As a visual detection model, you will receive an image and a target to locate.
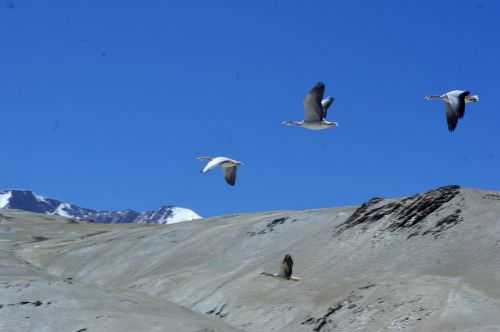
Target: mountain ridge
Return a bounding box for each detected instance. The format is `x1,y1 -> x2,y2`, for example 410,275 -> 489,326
0,189 -> 202,224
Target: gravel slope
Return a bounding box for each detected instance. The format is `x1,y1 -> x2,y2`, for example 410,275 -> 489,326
2,186 -> 500,332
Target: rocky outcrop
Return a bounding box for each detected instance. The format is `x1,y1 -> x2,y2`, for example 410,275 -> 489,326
247,216 -> 296,236
336,185 -> 461,237
301,303 -> 343,331
420,209 -> 463,239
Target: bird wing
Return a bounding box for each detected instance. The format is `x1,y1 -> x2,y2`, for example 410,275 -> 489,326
260,272 -> 300,281
279,255 -> 293,279
444,102 -> 459,132
303,83 -> 325,122
223,166 -> 237,186
456,91 -> 469,118
321,97 -> 334,119
446,90 -> 467,119
201,158 -> 226,173
197,156 -> 213,161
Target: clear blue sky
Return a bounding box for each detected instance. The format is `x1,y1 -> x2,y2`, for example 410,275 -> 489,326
1,1 -> 499,217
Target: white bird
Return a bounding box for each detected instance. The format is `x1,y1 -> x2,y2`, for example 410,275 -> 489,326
282,82 -> 338,130
425,90 -> 479,132
197,156 -> 243,186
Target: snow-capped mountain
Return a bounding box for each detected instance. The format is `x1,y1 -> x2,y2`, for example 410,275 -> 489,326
0,189 -> 202,224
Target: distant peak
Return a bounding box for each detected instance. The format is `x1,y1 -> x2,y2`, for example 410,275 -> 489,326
1,189 -> 35,194
0,188 -> 202,225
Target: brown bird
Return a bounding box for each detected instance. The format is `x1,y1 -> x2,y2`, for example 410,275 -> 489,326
261,254 -> 301,281
280,254 -> 293,279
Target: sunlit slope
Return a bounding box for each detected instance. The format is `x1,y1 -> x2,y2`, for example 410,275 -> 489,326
2,186 -> 500,331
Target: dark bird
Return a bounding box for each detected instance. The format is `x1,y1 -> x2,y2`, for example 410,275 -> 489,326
280,254 -> 293,279
261,254 -> 301,281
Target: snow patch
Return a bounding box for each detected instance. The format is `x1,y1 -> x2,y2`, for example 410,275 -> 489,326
53,203 -> 73,218
0,191 -> 12,209
34,193 -> 47,203
168,207 -> 202,224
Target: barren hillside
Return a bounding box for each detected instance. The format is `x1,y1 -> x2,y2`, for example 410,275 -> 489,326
2,186 -> 500,332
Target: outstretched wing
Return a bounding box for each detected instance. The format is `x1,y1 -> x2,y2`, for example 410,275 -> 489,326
456,91 -> 469,119
201,157 -> 224,173
223,166 -> 237,186
444,102 -> 458,132
321,97 -> 334,119
279,254 -> 293,279
303,82 -> 325,122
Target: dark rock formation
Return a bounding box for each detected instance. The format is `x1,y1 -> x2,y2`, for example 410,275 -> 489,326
422,209 -> 463,238
336,185 -> 461,237
483,193 -> 500,201
248,216 -> 295,236
206,303 -> 228,318
301,291 -> 364,332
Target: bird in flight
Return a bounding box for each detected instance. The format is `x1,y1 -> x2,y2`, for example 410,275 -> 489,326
261,254 -> 301,281
282,81 -> 338,130
425,90 -> 479,132
197,156 -> 243,186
